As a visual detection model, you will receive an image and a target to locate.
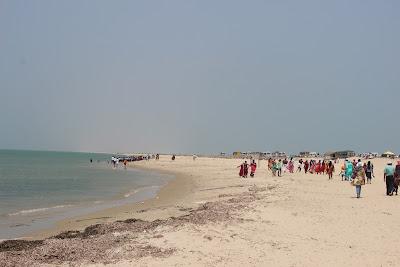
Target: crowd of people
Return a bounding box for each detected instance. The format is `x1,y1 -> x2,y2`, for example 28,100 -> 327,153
236,157 -> 400,199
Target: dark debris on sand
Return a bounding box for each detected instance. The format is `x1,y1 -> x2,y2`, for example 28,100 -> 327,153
0,185 -> 273,266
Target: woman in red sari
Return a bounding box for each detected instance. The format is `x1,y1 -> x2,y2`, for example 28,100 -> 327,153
250,160 -> 257,177
238,161 -> 249,178
315,161 -> 321,174
238,164 -> 244,177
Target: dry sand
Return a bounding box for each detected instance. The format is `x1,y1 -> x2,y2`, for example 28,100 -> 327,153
1,156 -> 400,266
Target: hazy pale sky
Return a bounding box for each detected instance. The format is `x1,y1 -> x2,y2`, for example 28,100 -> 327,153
1,0 -> 399,154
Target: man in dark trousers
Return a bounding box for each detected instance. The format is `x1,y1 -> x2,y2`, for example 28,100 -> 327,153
384,162 -> 395,196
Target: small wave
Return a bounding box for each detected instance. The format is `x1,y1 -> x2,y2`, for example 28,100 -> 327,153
124,189 -> 141,198
8,205 -> 73,216
124,185 -> 161,198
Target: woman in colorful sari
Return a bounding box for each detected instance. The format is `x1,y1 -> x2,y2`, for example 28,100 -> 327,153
250,160 -> 257,177
345,160 -> 353,181
309,160 -> 315,174
287,160 -> 294,173
321,161 -> 326,174
238,163 -> 244,177
238,161 -> 249,178
351,164 -> 366,198
315,161 -> 320,174
243,161 -> 249,178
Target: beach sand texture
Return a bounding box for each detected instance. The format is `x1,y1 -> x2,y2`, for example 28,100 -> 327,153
1,156 -> 399,266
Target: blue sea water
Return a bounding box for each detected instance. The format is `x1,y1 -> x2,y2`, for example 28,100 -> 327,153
0,150 -> 172,239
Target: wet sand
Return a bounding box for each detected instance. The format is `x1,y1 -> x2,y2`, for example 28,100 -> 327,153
1,156 -> 400,266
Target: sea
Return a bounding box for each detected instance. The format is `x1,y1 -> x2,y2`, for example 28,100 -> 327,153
0,150 -> 173,240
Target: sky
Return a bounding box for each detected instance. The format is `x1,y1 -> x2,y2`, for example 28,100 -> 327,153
0,0 -> 399,155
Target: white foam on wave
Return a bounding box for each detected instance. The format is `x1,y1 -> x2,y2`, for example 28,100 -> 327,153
124,185 -> 161,198
124,189 -> 141,198
8,205 -> 74,216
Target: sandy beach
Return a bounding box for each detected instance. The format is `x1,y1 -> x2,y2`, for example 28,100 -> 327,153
1,155 -> 400,266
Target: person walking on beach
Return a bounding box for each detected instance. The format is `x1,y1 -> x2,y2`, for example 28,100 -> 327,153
267,158 -> 273,171
351,163 -> 366,198
345,159 -> 353,181
243,161 -> 249,177
304,160 -> 309,173
277,159 -> 283,177
394,161 -> 400,195
327,161 -> 335,179
238,163 -> 244,177
271,160 -> 278,176
340,161 -> 346,180
321,161 -> 326,174
297,159 -> 303,172
123,159 -> 127,169
250,160 -> 257,177
365,161 -> 374,184
384,162 -> 395,196
238,161 -> 249,178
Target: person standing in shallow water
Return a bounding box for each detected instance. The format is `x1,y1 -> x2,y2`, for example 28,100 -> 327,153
384,162 -> 395,196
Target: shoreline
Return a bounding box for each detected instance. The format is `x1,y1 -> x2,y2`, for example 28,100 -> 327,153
27,159 -> 195,240
3,156 -> 400,266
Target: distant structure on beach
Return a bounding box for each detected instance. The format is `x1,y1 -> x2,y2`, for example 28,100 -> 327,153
382,151 -> 396,158
359,152 -> 379,159
232,151 -> 286,159
325,150 -> 356,159
299,151 -> 319,158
